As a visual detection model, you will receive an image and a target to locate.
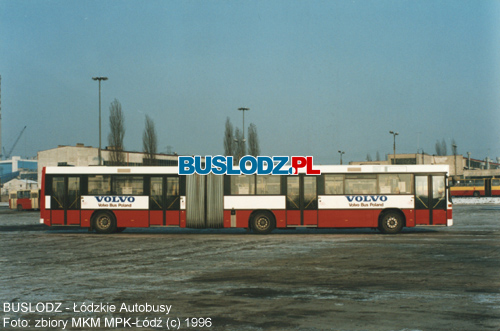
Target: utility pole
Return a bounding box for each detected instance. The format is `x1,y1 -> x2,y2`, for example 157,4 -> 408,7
238,107 -> 250,140
338,150 -> 345,165
92,77 -> 108,165
452,143 -> 457,177
389,131 -> 399,165
234,107 -> 250,159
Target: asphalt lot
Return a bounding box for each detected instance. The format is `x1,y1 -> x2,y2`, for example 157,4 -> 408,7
0,202 -> 499,330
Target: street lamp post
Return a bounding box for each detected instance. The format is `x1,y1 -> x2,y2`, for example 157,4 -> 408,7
338,150 -> 345,165
238,107 -> 250,140
389,131 -> 399,165
92,76 -> 108,165
234,107 -> 249,158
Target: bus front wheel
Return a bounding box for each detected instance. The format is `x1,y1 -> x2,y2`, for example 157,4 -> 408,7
379,211 -> 404,234
251,211 -> 275,234
93,211 -> 117,234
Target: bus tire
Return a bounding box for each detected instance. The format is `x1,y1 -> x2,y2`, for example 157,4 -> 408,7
473,191 -> 480,197
17,205 -> 23,211
379,211 -> 404,234
93,211 -> 117,234
251,211 -> 275,235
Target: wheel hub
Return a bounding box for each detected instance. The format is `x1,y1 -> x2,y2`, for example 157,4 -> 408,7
387,217 -> 398,229
256,217 -> 269,230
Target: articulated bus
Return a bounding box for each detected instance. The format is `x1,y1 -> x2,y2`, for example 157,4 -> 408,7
40,165 -> 452,234
9,189 -> 40,211
450,178 -> 500,197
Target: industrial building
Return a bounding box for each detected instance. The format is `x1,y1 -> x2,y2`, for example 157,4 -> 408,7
37,144 -> 180,185
350,153 -> 500,179
0,156 -> 37,183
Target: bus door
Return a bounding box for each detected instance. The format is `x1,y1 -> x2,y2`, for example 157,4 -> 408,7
149,176 -> 180,226
485,179 -> 492,197
415,175 -> 447,225
50,176 -> 81,225
286,175 -> 318,226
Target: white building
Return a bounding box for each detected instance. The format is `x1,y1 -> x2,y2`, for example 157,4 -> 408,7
37,144 -> 180,185
1,178 -> 38,196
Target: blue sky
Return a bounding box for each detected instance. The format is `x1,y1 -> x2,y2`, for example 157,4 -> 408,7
1,0 -> 499,164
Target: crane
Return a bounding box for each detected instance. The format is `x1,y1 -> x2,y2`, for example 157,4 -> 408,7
3,126 -> 27,159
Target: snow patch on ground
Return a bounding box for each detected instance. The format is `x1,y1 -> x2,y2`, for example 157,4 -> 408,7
452,197 -> 500,205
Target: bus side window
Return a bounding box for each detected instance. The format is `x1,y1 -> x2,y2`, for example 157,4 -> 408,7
345,175 -> 377,195
113,176 -> 144,195
256,175 -> 280,195
324,175 -> 343,194
378,174 -> 412,194
88,175 -> 111,195
231,175 -> 255,195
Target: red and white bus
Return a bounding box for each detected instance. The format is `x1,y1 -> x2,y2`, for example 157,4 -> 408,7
40,165 -> 452,234
9,189 -> 40,211
450,178 -> 500,197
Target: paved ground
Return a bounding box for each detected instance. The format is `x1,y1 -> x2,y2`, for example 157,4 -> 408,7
0,203 -> 499,330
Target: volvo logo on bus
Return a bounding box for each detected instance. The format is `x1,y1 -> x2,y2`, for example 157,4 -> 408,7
95,196 -> 136,203
346,196 -> 388,202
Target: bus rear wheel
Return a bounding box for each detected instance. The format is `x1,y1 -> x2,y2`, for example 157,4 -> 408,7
93,211 -> 117,234
251,211 -> 275,234
17,205 -> 23,211
379,211 -> 404,234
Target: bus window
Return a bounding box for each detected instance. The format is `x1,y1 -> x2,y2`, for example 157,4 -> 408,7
303,176 -> 317,209
415,176 -> 429,209
68,177 -> 81,210
113,176 -> 144,195
432,176 -> 446,209
231,175 -> 255,195
378,174 -> 412,194
286,176 -> 300,210
166,177 -> 180,209
345,175 -> 377,195
150,177 -> 163,210
88,175 -> 111,195
51,177 -> 65,209
256,175 -> 280,195
324,175 -> 343,194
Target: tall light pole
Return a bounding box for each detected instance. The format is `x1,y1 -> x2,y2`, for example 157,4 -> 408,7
92,76 -> 108,165
389,131 -> 399,165
234,107 -> 249,158
238,107 -> 250,140
338,150 -> 345,165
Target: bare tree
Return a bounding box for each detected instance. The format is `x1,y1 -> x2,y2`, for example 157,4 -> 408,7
366,153 -> 372,162
376,151 -> 381,161
223,117 -> 235,157
435,139 -> 448,156
142,115 -> 157,166
108,99 -> 125,166
247,123 -> 260,157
